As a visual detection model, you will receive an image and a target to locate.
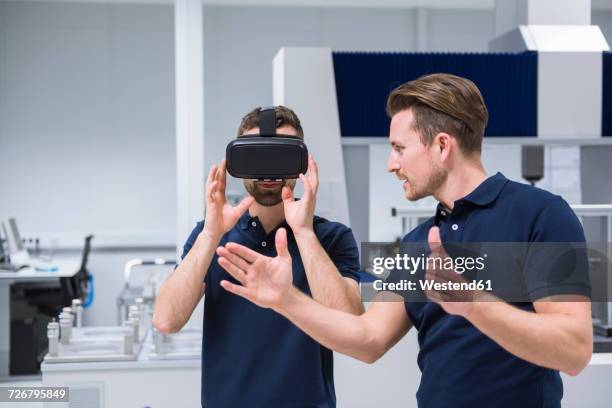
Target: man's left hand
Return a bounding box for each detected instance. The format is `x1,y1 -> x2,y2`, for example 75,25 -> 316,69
283,154 -> 318,235
424,226 -> 488,317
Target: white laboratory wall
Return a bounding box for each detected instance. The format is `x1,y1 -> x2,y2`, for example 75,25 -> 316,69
426,9 -> 495,51
0,1 -> 177,331
0,1 -> 176,248
538,146 -> 583,205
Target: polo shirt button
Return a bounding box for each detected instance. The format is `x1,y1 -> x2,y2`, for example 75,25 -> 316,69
441,210 -> 446,216
251,221 -> 257,227
261,241 -> 267,247
451,224 -> 459,231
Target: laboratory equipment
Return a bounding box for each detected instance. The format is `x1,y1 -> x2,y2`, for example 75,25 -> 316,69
43,300 -> 143,364
116,258 -> 175,324
0,217 -> 30,267
149,327 -> 202,360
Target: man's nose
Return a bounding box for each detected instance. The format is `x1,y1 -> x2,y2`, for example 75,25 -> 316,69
387,154 -> 399,173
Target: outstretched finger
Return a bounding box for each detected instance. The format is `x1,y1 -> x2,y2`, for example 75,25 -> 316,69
220,280 -> 251,300
213,163 -> 224,189
207,180 -> 219,201
299,174 -> 312,199
211,181 -> 224,202
217,246 -> 251,272
233,195 -> 254,218
424,288 -> 444,304
225,242 -> 260,264
275,228 -> 290,259
427,226 -> 445,257
308,155 -> 319,193
218,257 -> 247,284
282,186 -> 294,205
219,159 -> 228,191
207,165 -> 218,186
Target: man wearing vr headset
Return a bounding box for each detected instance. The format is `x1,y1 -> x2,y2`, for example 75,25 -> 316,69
153,106 -> 363,408
215,75 -> 592,407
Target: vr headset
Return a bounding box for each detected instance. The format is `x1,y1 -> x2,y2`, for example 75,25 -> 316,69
226,106 -> 308,180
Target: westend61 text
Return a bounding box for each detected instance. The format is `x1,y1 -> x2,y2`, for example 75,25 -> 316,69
373,279 -> 493,292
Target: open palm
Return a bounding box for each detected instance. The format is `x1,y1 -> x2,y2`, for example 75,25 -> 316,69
217,228 -> 294,309
282,155 -> 318,235
205,159 -> 254,238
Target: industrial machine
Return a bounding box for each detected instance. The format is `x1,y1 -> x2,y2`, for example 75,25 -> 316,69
2,223 -> 93,376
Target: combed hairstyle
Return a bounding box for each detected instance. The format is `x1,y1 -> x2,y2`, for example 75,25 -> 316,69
386,73 -> 488,155
237,106 -> 304,139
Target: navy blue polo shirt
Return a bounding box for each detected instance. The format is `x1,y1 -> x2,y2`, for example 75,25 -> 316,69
181,211 -> 360,408
402,172 -> 590,408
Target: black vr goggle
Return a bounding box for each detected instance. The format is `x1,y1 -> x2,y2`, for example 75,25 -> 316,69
226,106 -> 308,180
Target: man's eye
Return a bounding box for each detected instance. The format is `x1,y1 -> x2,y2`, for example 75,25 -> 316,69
394,146 -> 404,153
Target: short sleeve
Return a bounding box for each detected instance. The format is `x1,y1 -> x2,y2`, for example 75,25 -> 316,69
181,221 -> 205,259
524,197 -> 591,300
179,221 -> 208,284
328,226 -> 361,283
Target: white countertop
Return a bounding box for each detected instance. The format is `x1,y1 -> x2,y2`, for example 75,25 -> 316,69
41,330 -> 201,373
41,357 -> 201,372
0,258 -> 81,280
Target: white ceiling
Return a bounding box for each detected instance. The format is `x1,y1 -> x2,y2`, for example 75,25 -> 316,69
2,0 -> 611,10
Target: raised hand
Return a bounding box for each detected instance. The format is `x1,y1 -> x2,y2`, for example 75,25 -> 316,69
424,226 -> 478,316
204,159 -> 254,240
217,228 -> 294,309
282,155 -> 318,235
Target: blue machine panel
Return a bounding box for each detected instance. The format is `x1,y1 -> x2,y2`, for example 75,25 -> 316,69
332,51 -> 538,138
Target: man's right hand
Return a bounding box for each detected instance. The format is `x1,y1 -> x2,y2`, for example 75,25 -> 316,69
203,159 -> 254,240
217,228 -> 295,310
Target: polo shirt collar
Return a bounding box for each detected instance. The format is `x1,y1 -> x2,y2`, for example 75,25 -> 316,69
238,211 -> 256,230
434,203 -> 451,226
461,172 -> 508,207
238,199 -> 301,231
237,210 -> 291,234
433,173 -> 507,226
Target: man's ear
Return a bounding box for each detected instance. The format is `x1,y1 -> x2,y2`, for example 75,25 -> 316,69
433,132 -> 453,162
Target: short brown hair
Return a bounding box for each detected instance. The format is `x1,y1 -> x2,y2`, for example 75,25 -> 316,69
386,73 -> 488,155
237,106 -> 304,139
